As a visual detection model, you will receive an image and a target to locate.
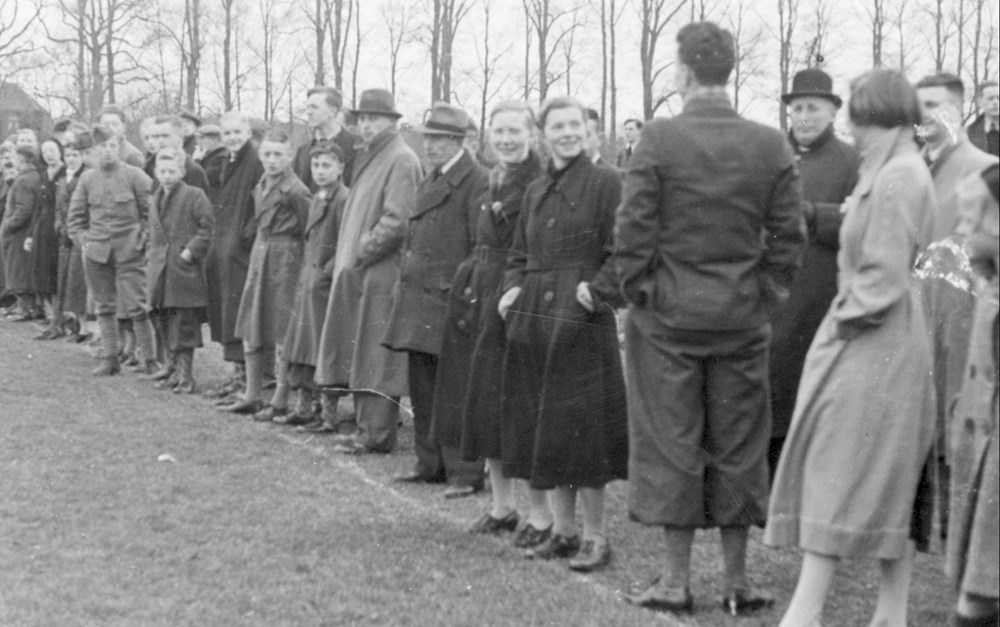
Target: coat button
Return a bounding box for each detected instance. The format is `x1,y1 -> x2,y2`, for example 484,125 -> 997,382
965,418 -> 976,433
543,291 -> 554,302
464,287 -> 472,296
457,319 -> 467,330
547,218 -> 556,228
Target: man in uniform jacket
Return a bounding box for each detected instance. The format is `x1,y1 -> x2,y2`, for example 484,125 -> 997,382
203,111 -> 265,394
67,125 -> 159,376
768,69 -> 859,478
966,81 -> 999,157
382,102 -> 488,497
618,22 -> 804,615
293,86 -> 360,190
315,89 -> 422,455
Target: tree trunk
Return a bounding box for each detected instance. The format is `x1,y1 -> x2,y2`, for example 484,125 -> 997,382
76,0 -> 88,118
315,0 -> 326,85
185,0 -> 200,110
223,0 -> 233,110
609,0 -> 617,143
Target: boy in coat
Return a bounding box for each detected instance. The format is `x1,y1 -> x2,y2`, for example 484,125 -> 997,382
145,147 -> 214,393
261,142 -> 348,427
221,129 -> 311,415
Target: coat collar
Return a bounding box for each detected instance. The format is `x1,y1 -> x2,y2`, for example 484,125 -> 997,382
681,92 -> 737,117
352,127 -> 400,181
789,124 -> 835,154
306,183 -> 346,234
527,152 -> 592,215
413,150 -> 477,218
256,167 -> 298,208
153,181 -> 188,224
855,126 -> 918,198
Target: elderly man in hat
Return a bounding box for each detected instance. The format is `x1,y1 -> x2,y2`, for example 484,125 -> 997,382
195,124 -> 227,202
383,102 -> 489,496
66,125 -> 158,376
315,89 -> 423,455
294,86 -> 360,189
767,68 -> 859,477
178,108 -> 201,157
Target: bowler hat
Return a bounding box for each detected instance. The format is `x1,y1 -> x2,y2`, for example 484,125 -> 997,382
781,68 -> 843,107
71,131 -> 94,151
178,108 -> 202,126
91,124 -> 114,145
413,103 -> 470,137
196,124 -> 222,138
350,89 -> 402,120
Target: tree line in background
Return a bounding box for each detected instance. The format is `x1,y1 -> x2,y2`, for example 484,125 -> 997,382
0,0 -> 996,145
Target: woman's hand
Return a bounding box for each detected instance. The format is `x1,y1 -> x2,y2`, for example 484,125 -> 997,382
498,286 -> 522,320
23,237 -> 33,252
576,281 -> 594,312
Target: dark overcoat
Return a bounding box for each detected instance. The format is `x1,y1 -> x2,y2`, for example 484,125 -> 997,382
204,141 -> 263,347
1,168 -> 41,294
31,165 -> 64,296
499,154 -> 628,490
198,147 -> 228,203
383,149 -> 489,356
769,126 -> 859,439
428,152 -> 541,458
55,167 -> 89,315
283,183 -> 347,366
234,168 -> 311,349
314,128 -> 421,391
146,181 -> 214,309
144,153 -> 209,194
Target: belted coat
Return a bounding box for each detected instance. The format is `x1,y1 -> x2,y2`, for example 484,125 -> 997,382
383,149 -> 489,356
1,167 -> 41,294
145,181 -> 214,309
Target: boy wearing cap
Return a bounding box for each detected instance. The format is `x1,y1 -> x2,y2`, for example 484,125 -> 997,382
262,142 -> 349,427
382,102 -> 489,495
66,125 -> 158,376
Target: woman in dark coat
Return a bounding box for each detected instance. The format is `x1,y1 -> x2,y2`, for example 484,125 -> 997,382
1,146 -> 42,320
430,101 -> 546,539
33,138 -> 68,338
497,97 -> 627,572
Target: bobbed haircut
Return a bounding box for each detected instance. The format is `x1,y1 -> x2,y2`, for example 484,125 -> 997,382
537,96 -> 586,130
915,73 -> 965,100
489,100 -> 536,130
40,137 -> 64,161
848,69 -> 921,129
98,105 -> 127,124
676,22 -> 735,86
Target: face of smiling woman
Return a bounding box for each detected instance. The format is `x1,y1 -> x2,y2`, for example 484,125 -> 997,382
542,105 -> 585,169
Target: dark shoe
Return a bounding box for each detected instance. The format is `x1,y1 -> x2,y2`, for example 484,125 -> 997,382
443,484 -> 480,499
721,590 -> 774,616
273,409 -> 315,426
623,578 -> 693,614
172,380 -> 196,394
219,398 -> 264,415
470,510 -> 519,535
525,533 -> 580,560
512,523 -> 552,549
568,536 -> 611,572
332,438 -> 388,455
33,328 -> 65,340
253,405 -> 287,422
141,364 -> 174,382
91,357 -> 121,377
393,471 -> 446,484
299,419 -> 336,433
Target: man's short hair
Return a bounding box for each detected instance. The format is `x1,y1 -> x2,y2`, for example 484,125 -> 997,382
676,22 -> 735,86
307,86 -> 344,111
155,146 -> 187,169
310,140 -> 345,162
849,69 -> 921,129
978,80 -> 999,97
537,96 -> 586,130
219,110 -> 251,129
915,73 -> 965,100
98,105 -> 127,124
624,118 -> 644,129
586,108 -> 601,124
16,128 -> 37,140
262,128 -> 291,145
153,115 -> 185,134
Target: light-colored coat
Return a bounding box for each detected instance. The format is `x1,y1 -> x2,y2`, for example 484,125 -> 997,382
315,128 -> 422,391
766,128 -> 938,559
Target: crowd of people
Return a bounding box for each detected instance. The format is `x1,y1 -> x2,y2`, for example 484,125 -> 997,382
1,20 -> 998,626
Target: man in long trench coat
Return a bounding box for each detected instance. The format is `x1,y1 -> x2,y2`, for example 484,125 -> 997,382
315,89 -> 422,455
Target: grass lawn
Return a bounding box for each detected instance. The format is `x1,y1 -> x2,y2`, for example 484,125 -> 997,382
0,320 -> 952,626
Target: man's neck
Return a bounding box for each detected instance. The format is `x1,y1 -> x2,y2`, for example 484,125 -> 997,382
316,120 -> 341,140
683,85 -> 728,103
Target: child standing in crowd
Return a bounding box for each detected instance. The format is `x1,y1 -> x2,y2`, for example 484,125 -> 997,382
220,129 -> 311,415
144,146 -> 214,393
261,142 -> 348,427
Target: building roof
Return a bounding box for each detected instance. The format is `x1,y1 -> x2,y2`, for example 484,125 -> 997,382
0,82 -> 46,114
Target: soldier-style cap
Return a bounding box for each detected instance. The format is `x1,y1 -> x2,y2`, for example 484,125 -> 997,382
413,102 -> 470,138
91,124 -> 114,145
71,131 -> 94,151
310,140 -> 346,162
196,124 -> 222,138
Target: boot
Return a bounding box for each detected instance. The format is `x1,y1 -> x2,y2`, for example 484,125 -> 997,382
91,355 -> 120,376
141,352 -> 175,381
92,314 -> 120,376
172,349 -> 196,394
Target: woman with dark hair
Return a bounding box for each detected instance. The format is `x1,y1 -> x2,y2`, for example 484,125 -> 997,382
1,145 -> 42,321
765,69 -> 938,627
31,137 -> 66,338
497,96 -> 628,572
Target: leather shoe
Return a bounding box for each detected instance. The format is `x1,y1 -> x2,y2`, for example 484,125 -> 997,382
623,578 -> 694,614
512,522 -> 552,549
91,358 -> 121,377
524,533 -> 580,560
300,419 -> 337,433
219,398 -> 264,414
253,405 -> 286,422
568,536 -> 611,572
470,510 -> 519,535
273,409 -> 316,426
721,590 -> 774,616
332,438 -> 389,455
443,484 -> 480,499
33,328 -> 65,340
393,471 -> 445,484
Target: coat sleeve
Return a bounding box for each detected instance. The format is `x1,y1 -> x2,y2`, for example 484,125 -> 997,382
589,171 -> 628,308
293,188 -> 312,238
321,194 -> 346,277
759,143 -> 806,307
66,174 -> 89,241
502,189 -> 532,291
184,188 -> 215,262
0,177 -> 35,234
356,153 -> 419,267
831,162 -> 921,331
613,123 -> 665,304
132,168 -> 153,226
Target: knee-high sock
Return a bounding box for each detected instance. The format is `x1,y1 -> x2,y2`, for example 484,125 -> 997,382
132,315 -> 157,364
243,349 -> 263,401
176,349 -> 194,385
97,314 -> 119,360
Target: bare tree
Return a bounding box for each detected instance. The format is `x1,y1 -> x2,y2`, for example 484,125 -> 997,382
964,0 -> 998,119
950,0 -> 969,83
427,0 -> 473,103
773,0 -> 800,130
727,0 -> 765,114
350,0 -> 362,105
254,0 -> 293,122
523,0 -> 584,101
922,0 -> 952,73
892,0 -> 913,73
802,0 -> 833,68
304,0 -> 332,85
465,1 -> 513,136
184,0 -> 202,109
323,0 -> 352,91
864,0 -> 889,67
637,0 -> 687,120
221,0 -> 236,110
0,0 -> 41,81
382,1 -> 416,97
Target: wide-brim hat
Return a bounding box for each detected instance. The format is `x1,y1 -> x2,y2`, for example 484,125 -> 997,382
781,68 -> 843,107
350,89 -> 402,120
413,102 -> 470,137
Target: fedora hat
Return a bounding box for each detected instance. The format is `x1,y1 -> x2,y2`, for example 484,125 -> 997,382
781,68 -> 843,107
413,102 -> 470,137
178,108 -> 202,126
196,124 -> 222,138
350,89 -> 402,120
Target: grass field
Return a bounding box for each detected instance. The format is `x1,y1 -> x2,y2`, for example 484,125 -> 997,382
0,319 -> 953,626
